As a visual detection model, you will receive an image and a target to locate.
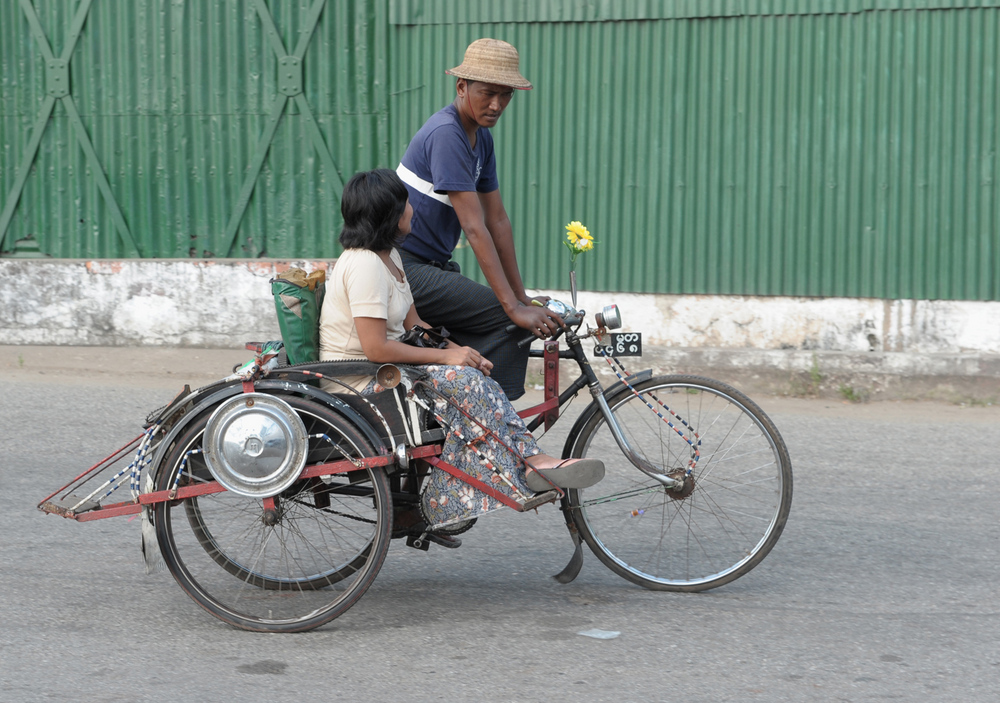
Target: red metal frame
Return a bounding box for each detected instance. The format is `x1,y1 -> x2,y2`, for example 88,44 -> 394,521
516,340 -> 560,430
424,456 -> 524,511
40,339 -> 568,524
40,444 -> 443,522
36,433 -> 144,509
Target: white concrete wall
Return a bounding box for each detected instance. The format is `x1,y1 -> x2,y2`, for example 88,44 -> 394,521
535,290 -> 1000,355
0,259 -> 330,346
2,259 -> 999,355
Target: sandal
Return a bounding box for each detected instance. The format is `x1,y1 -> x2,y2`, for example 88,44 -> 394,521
525,458 -> 605,492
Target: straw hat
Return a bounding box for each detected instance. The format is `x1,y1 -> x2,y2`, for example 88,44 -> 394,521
445,38 -> 533,90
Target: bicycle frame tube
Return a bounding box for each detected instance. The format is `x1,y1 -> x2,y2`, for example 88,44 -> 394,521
563,332 -> 682,489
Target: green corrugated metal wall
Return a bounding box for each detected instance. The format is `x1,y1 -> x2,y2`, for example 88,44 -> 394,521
1,0 -> 388,259
2,1 -> 999,301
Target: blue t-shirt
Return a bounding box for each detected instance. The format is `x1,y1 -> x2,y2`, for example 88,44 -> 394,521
396,104 -> 499,262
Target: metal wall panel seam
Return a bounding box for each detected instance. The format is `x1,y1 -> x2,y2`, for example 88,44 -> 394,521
388,0 -> 1000,24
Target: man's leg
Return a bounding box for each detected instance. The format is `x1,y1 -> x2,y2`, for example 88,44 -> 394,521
401,254 -> 530,400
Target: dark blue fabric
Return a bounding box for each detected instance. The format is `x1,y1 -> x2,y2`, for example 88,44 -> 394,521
398,104 -> 498,263
399,250 -> 529,401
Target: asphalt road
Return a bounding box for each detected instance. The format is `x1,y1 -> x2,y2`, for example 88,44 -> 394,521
1,347 -> 998,702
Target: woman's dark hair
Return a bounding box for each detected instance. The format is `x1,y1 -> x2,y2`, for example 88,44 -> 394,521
338,169 -> 409,251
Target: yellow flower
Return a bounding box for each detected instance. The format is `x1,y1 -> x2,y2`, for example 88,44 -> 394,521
563,219 -> 596,268
565,221 -> 591,246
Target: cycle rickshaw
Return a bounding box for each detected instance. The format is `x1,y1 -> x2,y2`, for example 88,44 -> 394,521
39,293 -> 792,632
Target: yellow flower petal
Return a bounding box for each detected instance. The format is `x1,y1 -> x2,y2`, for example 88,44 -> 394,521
565,221 -> 590,241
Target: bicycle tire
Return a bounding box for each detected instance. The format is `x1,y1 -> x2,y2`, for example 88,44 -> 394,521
154,396 -> 392,632
182,396 -> 377,590
564,374 -> 791,592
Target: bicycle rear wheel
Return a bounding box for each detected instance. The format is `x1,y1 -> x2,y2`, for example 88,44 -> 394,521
154,395 -> 391,632
565,374 -> 791,591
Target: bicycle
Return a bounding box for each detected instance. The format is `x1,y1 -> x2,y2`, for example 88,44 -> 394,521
38,296 -> 792,633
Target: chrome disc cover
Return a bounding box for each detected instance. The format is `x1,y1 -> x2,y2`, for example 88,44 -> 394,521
203,393 -> 308,498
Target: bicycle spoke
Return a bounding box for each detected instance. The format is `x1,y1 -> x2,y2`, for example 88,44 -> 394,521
567,375 -> 791,591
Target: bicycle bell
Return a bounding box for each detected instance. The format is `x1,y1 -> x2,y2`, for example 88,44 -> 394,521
376,363 -> 401,389
595,304 -> 622,330
543,299 -> 585,325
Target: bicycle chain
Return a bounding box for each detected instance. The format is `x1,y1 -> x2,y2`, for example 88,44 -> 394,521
288,496 -> 376,524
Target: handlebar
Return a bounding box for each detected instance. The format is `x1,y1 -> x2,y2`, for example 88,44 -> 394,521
506,304 -> 586,348
503,322 -> 558,348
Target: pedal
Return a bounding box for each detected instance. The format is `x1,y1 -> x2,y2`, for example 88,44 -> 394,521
406,534 -> 431,551
519,490 -> 560,512
406,531 -> 462,550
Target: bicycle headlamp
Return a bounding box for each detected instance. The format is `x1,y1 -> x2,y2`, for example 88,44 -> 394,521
595,304 -> 622,330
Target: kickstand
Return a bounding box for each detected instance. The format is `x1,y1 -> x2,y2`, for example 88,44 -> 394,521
553,509 -> 584,584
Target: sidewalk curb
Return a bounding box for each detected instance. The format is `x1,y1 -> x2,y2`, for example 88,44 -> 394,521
528,347 -> 1000,404
3,344 -> 997,404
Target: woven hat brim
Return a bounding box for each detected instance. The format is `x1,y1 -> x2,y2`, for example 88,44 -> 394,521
445,67 -> 533,90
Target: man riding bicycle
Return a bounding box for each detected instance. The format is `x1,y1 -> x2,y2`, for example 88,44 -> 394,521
395,38 -> 562,401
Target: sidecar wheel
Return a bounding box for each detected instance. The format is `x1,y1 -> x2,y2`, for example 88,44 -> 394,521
154,396 -> 391,632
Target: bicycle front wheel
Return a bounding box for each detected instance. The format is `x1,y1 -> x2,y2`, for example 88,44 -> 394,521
565,374 -> 791,591
154,395 -> 391,632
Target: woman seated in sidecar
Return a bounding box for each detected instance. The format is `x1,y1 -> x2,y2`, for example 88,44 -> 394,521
318,169 -> 603,532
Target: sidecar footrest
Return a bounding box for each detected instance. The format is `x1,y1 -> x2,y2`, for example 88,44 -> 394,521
39,494 -> 102,518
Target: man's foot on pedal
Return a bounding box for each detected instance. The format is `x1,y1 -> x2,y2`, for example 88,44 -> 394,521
425,533 -> 462,549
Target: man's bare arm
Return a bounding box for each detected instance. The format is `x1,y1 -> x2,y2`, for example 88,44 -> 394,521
450,190 -> 520,312
478,189 -> 530,304
449,189 -> 560,336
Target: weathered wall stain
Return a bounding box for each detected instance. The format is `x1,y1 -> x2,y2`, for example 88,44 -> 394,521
2,261 -> 998,355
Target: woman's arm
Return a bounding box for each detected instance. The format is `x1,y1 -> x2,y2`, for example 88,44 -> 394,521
401,305 -> 492,372
356,305 -> 492,373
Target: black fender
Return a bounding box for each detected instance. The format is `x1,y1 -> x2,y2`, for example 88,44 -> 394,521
255,378 -> 389,455
559,369 -> 654,459
146,379 -> 388,485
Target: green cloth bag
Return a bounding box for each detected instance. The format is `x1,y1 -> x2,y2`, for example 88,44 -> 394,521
270,268 -> 326,365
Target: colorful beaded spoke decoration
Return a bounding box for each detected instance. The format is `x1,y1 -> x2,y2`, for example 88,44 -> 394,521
594,345 -> 702,474
69,423 -> 160,512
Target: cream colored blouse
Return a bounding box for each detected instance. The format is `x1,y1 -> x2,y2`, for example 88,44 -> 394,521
318,247 -> 413,390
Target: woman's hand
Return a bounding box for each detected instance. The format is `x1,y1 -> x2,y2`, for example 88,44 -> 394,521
356,312 -> 493,374
441,346 -> 493,375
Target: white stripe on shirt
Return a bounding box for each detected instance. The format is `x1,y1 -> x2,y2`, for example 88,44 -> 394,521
396,163 -> 453,208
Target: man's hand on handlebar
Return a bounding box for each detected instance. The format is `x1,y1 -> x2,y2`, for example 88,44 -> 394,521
509,302 -> 565,339
525,294 -> 551,306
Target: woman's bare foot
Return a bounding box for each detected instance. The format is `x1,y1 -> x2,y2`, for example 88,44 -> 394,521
526,453 -> 576,471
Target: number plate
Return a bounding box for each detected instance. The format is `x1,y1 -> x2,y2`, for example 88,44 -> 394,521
593,332 -> 642,357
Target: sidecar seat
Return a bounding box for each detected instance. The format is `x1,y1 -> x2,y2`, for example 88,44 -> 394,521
271,359 -> 445,448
